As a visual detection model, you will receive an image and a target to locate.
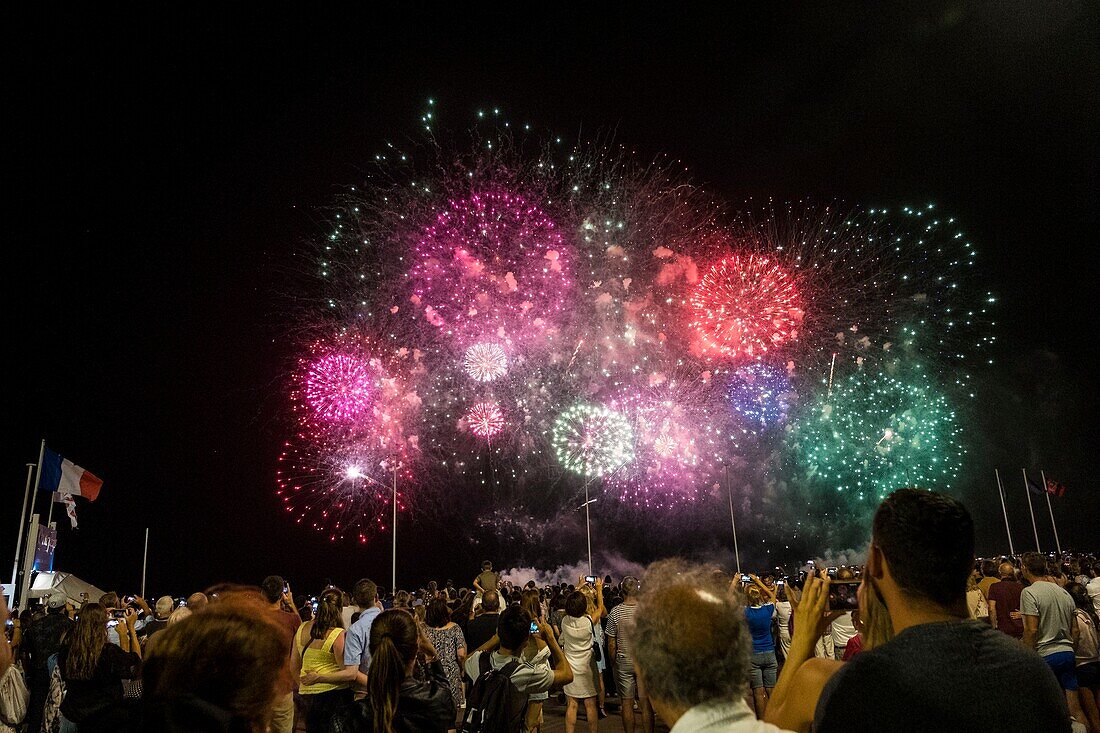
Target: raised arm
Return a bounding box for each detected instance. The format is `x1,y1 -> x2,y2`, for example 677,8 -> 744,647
765,574 -> 841,729
537,619 -> 574,687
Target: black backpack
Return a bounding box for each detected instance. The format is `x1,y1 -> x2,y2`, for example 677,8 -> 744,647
460,653 -> 527,733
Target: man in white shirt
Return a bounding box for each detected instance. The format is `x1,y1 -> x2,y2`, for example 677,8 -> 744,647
464,605 -> 573,729
632,565 -> 793,732
1086,561 -> 1100,615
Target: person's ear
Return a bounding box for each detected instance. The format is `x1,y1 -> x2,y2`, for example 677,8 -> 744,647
867,543 -> 886,580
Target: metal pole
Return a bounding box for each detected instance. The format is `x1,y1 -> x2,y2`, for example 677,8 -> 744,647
1040,470 -> 1061,555
994,469 -> 1014,556
46,495 -> 55,528
10,463 -> 36,592
391,467 -> 397,593
141,528 -> 149,599
726,466 -> 741,573
584,478 -> 593,575
17,516 -> 41,612
14,441 -> 47,609
1022,469 -> 1040,552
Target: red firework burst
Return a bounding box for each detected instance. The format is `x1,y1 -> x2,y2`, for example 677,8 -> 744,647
688,253 -> 803,360
466,401 -> 505,439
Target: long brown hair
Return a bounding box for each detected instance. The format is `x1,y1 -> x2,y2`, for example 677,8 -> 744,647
311,587 -> 344,639
367,610 -> 418,733
65,603 -> 108,680
520,589 -> 542,622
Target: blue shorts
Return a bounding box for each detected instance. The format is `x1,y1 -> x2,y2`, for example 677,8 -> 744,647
1044,650 -> 1078,691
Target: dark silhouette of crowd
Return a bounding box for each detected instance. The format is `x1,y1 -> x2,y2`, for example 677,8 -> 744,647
2,488 -> 1098,732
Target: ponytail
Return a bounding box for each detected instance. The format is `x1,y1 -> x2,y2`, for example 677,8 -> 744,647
367,610 -> 419,733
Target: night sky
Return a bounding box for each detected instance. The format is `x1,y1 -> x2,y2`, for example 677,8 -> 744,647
8,4 -> 1098,598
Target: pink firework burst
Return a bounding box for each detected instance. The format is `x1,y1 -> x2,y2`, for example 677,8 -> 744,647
463,342 -> 508,382
304,354 -> 375,423
466,401 -> 505,440
409,191 -> 572,344
688,253 -> 803,361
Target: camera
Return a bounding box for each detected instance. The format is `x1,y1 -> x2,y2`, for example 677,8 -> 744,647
112,609 -> 128,619
530,621 -> 539,633
740,574 -> 752,583
827,580 -> 860,611
826,567 -> 838,580
584,575 -> 597,584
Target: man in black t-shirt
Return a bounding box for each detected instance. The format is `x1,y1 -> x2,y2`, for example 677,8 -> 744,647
812,489 -> 1070,733
23,594 -> 74,733
465,590 -> 501,654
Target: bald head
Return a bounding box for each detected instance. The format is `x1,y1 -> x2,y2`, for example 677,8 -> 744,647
998,562 -> 1015,579
187,593 -> 209,612
633,577 -> 751,709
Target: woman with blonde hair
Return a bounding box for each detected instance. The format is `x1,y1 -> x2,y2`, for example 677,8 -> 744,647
765,574 -> 894,732
293,587 -> 356,731
742,576 -> 778,717
966,572 -> 990,621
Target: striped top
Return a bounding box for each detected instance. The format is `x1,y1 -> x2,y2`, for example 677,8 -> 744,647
605,601 -> 638,661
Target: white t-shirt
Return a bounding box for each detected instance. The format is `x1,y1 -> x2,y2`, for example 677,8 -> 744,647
464,650 -> 555,695
830,611 -> 858,649
775,601 -> 792,637
1087,577 -> 1100,615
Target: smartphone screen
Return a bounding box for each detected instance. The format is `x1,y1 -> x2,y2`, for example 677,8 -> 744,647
530,621 -> 539,633
827,580 -> 860,611
584,575 -> 597,584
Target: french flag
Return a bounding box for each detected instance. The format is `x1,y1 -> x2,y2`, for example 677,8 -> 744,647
39,448 -> 103,501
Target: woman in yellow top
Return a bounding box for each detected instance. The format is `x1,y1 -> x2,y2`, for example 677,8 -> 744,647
293,587 -> 356,731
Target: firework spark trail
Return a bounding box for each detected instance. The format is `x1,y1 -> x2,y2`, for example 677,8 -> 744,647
278,108 -> 993,544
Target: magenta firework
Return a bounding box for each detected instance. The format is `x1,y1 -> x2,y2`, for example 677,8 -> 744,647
280,108 -> 993,541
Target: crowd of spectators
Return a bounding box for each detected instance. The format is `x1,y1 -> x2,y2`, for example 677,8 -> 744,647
2,488 -> 1099,732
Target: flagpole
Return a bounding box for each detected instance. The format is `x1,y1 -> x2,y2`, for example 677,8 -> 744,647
994,469 -> 1014,556
141,528 -> 149,599
10,463 -> 36,593
46,495 -> 56,528
1022,469 -> 1041,552
1040,470 -> 1061,555
14,441 -> 48,609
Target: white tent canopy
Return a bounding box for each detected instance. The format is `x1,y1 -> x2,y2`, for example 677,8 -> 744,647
28,571 -> 105,607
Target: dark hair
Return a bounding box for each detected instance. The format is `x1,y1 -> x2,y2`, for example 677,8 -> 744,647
565,591 -> 588,618
143,594 -> 288,732
65,603 -> 108,680
481,561 -> 493,571
872,488 -> 973,607
1021,552 -> 1049,578
480,590 -> 500,612
497,604 -> 532,650
368,610 -> 419,733
312,588 -> 344,639
352,578 -> 378,608
99,592 -> 119,608
1066,582 -> 1100,631
980,559 -> 998,578
425,598 -> 451,628
260,576 -> 285,604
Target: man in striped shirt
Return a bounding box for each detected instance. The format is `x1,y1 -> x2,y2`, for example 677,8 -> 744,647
607,576 -> 653,733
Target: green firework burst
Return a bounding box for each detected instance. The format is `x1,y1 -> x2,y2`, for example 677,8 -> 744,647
787,366 -> 963,502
